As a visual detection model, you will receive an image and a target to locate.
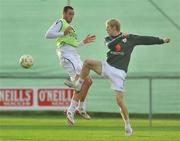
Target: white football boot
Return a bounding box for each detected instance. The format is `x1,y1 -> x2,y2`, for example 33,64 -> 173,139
64,79 -> 82,92
76,108 -> 91,120
125,123 -> 133,136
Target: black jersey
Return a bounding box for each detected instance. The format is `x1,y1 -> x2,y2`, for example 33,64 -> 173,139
104,33 -> 164,72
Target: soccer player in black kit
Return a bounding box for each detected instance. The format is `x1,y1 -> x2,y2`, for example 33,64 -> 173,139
66,18 -> 170,136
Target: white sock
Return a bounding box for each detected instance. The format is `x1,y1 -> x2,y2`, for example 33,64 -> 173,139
125,119 -> 130,124
68,99 -> 78,113
78,99 -> 87,112
76,78 -> 84,88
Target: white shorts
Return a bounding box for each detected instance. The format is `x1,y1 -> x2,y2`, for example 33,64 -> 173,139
101,61 -> 127,92
57,50 -> 83,81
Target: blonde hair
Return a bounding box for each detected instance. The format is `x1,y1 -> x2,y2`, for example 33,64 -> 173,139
106,18 -> 120,32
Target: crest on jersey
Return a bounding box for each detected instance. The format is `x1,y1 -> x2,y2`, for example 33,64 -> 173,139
122,38 -> 127,43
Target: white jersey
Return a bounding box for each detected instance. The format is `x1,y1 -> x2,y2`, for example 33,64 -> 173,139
45,19 -> 84,57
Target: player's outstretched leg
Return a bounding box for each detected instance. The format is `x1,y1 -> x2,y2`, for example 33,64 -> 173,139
116,91 -> 133,136
65,59 -> 101,124
67,59 -> 102,91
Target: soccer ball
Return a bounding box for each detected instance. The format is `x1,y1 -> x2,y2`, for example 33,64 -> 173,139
19,55 -> 33,69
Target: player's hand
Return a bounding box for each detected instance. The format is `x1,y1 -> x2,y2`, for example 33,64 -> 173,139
83,34 -> 96,44
163,38 -> 170,43
122,32 -> 128,38
64,26 -> 73,35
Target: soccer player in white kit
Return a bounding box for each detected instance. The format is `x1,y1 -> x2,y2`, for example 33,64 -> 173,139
45,6 -> 96,125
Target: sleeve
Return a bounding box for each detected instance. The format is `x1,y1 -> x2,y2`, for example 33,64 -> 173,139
77,40 -> 85,48
45,20 -> 64,39
130,34 -> 164,46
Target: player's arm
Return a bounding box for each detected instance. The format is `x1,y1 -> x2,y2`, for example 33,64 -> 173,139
45,20 -> 73,39
130,34 -> 170,45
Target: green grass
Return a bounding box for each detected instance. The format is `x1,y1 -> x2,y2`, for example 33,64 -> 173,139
0,115 -> 180,141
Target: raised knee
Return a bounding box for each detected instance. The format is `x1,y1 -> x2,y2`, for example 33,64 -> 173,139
84,59 -> 92,67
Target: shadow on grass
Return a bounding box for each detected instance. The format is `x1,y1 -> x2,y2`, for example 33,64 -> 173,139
0,124 -> 179,131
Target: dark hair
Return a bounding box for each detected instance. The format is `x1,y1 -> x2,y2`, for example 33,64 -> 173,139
63,6 -> 73,13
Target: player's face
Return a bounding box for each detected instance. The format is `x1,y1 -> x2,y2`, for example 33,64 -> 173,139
63,9 -> 74,23
106,24 -> 119,36
106,24 -> 114,36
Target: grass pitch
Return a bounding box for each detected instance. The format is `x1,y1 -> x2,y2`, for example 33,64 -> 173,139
0,115 -> 180,141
